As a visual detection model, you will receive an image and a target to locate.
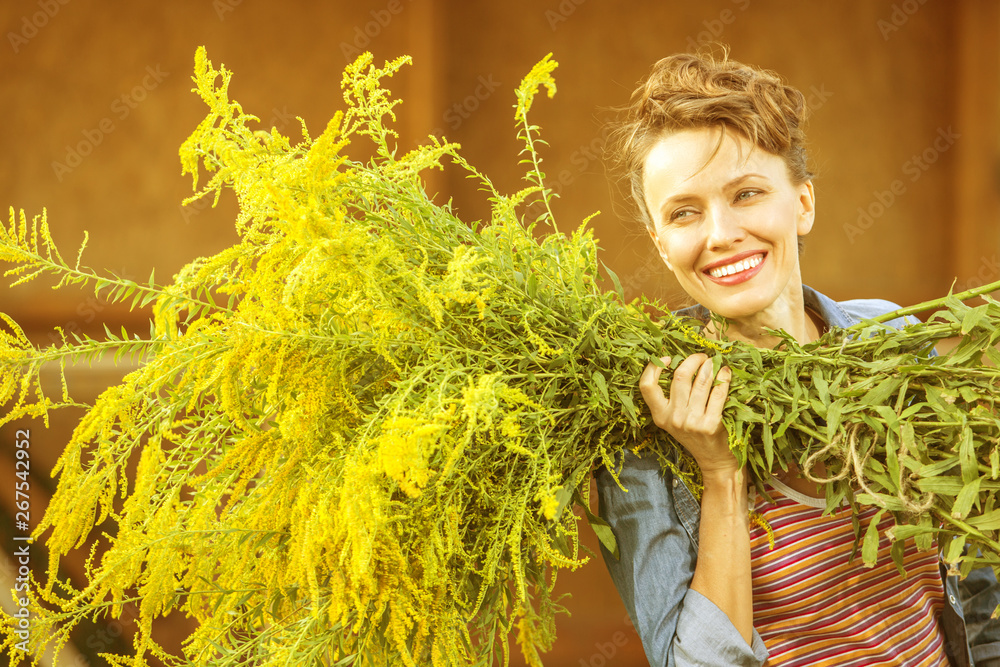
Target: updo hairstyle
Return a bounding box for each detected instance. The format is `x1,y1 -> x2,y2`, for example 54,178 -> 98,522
609,50 -> 814,229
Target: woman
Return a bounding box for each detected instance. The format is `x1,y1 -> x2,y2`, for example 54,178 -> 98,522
597,51 -> 1000,666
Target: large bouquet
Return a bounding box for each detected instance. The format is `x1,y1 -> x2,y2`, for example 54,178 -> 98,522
2,48 -> 999,666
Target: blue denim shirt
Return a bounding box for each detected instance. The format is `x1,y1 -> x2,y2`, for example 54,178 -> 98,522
597,285 -> 1000,667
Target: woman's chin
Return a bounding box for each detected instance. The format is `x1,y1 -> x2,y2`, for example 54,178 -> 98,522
696,293 -> 771,322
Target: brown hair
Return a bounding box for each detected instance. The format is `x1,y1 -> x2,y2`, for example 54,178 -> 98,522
609,50 -> 814,229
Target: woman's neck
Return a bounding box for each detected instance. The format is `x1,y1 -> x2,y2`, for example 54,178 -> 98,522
705,285 -> 825,348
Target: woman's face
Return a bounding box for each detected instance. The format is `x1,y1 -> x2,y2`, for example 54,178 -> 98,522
642,127 -> 815,320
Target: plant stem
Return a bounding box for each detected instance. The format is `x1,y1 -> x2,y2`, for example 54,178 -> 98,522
934,507 -> 1000,555
859,278 -> 1000,327
518,121 -> 558,235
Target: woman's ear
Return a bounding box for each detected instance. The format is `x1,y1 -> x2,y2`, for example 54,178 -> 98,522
796,179 -> 816,236
648,227 -> 673,271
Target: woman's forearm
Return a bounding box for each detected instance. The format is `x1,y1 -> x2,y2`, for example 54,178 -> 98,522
690,467 -> 754,645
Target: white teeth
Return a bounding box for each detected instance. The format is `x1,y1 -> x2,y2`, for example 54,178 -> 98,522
708,254 -> 763,278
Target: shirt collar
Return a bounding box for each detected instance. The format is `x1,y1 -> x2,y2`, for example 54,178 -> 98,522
676,285 -> 856,330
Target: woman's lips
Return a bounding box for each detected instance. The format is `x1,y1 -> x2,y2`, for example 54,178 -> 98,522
703,252 -> 766,285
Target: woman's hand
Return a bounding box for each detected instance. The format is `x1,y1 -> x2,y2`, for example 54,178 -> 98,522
641,353 -> 754,646
639,353 -> 737,477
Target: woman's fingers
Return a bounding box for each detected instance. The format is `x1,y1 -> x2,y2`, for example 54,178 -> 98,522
639,353 -> 735,470
669,353 -> 710,410
640,354 -> 730,422
639,356 -> 671,410
705,366 -> 731,421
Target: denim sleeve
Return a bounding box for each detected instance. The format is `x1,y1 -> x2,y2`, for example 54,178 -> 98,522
595,449 -> 768,666
958,565 -> 1000,666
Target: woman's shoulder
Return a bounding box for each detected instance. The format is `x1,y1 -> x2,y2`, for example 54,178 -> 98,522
806,286 -> 915,331
836,297 -> 905,321
836,298 -> 920,332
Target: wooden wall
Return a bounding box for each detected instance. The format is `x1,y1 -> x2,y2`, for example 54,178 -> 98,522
1,1 -> 998,665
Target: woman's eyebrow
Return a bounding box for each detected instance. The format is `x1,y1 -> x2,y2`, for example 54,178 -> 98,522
656,192 -> 699,219
726,173 -> 769,187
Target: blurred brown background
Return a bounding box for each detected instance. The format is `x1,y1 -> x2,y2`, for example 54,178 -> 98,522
0,1 -> 998,665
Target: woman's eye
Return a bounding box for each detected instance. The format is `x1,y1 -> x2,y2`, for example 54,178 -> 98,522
670,209 -> 695,222
735,189 -> 761,202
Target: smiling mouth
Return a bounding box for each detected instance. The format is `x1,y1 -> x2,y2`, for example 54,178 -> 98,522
706,253 -> 765,279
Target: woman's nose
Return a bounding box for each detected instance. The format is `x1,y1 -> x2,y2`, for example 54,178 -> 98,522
704,206 -> 746,250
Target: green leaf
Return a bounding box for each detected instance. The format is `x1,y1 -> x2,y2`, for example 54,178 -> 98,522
915,513 -> 935,551
526,272 -> 538,298
872,405 -> 900,432
888,523 -> 935,542
944,534 -> 967,564
706,354 -> 721,379
915,476 -> 1000,494
588,515 -> 619,560
762,423 -> 774,471
960,427 -> 977,484
810,398 -> 828,419
861,376 -> 899,407
885,430 -> 900,492
856,492 -> 906,512
890,540 -> 906,576
591,371 -> 609,407
551,532 -> 573,558
917,456 -> 960,479
601,262 -> 624,297
968,508 -> 1000,530
575,490 -> 618,559
862,510 -> 885,567
824,399 -> 845,442
959,385 -> 982,404
551,485 -> 575,523
542,382 -> 557,403
812,367 -> 830,405
614,388 -> 638,423
952,477 -> 982,520
648,356 -> 667,369
824,480 -> 850,512
961,304 -> 988,335
892,377 -> 910,413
